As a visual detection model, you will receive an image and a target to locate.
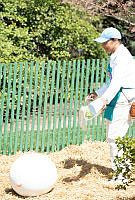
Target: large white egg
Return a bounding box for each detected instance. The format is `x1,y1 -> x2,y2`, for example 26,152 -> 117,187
9,153 -> 57,197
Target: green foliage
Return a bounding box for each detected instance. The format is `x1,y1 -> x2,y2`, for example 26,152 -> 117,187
0,0 -> 106,63
113,136 -> 135,190
0,0 -> 107,113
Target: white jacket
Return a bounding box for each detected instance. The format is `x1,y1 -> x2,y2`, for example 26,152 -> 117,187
96,44 -> 135,104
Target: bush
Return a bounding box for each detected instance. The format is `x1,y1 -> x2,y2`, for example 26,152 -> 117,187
113,136 -> 135,190
0,0 -> 107,63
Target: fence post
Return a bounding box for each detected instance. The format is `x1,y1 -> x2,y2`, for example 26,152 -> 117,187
61,61 -> 72,149
0,64 -> 6,153
72,60 -> 81,145
56,61 -> 66,151
24,62 -> 34,152
8,62 -> 18,155
67,60 -> 76,146
41,61 -> 51,152
19,62 -> 28,151
51,61 -> 61,152
46,61 -> 56,153
77,59 -> 85,144
3,63 -> 13,154
13,62 -> 23,154
36,61 -> 45,152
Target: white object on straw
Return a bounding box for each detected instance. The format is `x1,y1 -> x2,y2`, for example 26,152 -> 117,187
9,153 -> 57,197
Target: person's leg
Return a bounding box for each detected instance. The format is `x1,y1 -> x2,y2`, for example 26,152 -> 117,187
106,119 -> 130,170
106,105 -> 131,179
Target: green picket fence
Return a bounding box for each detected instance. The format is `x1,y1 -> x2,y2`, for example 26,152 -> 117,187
0,59 -> 134,155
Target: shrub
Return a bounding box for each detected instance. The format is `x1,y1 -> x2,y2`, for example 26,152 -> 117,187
113,136 -> 135,190
0,0 -> 107,63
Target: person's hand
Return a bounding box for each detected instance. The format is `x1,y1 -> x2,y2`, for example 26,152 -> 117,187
86,91 -> 98,104
100,97 -> 107,112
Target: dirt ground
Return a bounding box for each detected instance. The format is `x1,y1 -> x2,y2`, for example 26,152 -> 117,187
0,140 -> 134,200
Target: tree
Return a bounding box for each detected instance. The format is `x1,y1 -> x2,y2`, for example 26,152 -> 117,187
63,0 -> 135,32
63,0 -> 135,55
0,0 -> 107,63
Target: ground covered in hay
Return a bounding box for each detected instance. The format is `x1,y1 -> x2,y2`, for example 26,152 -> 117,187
0,140 -> 134,200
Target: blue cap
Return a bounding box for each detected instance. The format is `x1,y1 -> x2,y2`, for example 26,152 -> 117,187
94,27 -> 122,43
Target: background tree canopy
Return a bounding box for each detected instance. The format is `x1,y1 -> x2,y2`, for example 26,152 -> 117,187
64,0 -> 135,56
0,0 -> 107,63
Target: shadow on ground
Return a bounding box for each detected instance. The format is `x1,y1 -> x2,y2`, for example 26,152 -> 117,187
62,158 -> 112,182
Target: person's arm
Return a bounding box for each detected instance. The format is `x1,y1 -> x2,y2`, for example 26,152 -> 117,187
86,84 -> 108,104
95,83 -> 109,97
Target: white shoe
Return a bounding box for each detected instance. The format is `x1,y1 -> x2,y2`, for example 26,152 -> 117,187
101,177 -> 123,186
108,178 -> 123,185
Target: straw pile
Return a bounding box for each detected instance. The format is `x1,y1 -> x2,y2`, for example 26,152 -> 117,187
0,140 -> 134,200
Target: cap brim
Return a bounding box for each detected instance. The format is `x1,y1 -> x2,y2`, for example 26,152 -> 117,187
94,37 -> 109,43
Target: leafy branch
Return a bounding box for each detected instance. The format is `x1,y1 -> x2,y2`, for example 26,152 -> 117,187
113,136 -> 135,190
63,0 -> 135,33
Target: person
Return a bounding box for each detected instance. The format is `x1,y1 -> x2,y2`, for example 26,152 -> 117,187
87,27 -> 135,184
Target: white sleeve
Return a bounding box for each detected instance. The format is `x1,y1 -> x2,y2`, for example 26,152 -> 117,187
95,84 -> 109,96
